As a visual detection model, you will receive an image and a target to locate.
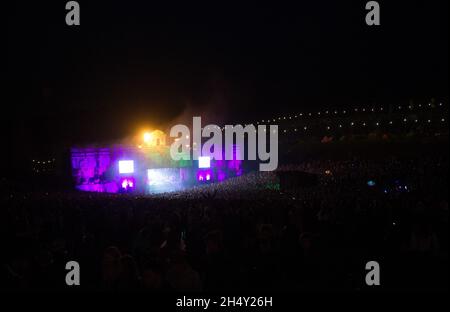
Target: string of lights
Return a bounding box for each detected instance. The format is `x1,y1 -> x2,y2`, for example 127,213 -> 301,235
31,159 -> 57,173
198,101 -> 447,134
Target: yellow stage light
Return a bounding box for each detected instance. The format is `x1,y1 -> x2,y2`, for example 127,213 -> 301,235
143,132 -> 152,143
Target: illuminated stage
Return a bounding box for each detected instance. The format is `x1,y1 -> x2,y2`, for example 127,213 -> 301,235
71,131 -> 243,194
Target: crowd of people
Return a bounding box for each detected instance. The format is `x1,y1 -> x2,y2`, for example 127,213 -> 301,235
1,155 -> 448,291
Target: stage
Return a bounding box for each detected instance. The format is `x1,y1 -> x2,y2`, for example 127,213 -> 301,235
71,131 -> 243,194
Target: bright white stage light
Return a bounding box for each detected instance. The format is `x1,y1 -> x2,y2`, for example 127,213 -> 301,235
198,156 -> 211,168
119,160 -> 134,174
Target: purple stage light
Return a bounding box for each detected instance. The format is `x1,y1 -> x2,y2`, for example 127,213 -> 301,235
76,182 -> 118,193
217,171 -> 226,181
197,169 -> 212,182
120,178 -> 135,190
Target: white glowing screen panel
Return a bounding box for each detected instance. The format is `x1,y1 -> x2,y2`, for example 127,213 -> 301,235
118,160 -> 134,174
198,156 -> 211,168
147,168 -> 180,186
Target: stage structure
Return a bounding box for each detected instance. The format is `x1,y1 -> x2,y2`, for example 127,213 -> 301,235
71,130 -> 243,194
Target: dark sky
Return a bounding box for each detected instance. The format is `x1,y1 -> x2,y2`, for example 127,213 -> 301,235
4,0 -> 448,165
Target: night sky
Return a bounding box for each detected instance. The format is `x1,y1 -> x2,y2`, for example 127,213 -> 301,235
4,0 -> 448,173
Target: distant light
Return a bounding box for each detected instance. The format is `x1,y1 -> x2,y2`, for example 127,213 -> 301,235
367,180 -> 376,187
206,174 -> 211,181
376,122 -> 379,126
